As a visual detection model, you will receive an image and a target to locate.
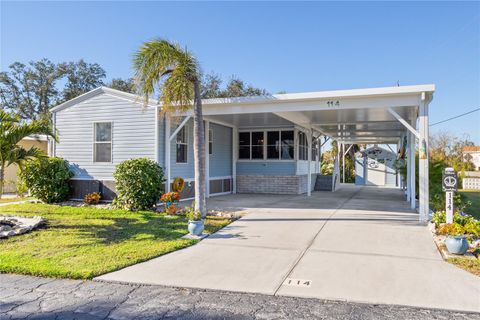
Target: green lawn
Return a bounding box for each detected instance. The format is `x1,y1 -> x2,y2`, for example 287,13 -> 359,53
449,258 -> 480,277
0,196 -> 34,204
459,190 -> 480,219
0,203 -> 232,279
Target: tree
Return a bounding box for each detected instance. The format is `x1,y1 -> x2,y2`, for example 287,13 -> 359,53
0,59 -> 107,120
0,110 -> 56,198
62,59 -> 106,101
108,78 -> 136,93
430,131 -> 475,172
133,39 -> 207,217
200,72 -> 268,99
200,73 -> 222,99
0,59 -> 66,120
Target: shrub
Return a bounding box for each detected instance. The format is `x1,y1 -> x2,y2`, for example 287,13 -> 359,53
464,221 -> 480,237
160,191 -> 180,203
113,158 -> 165,211
84,192 -> 101,205
20,157 -> 73,203
431,211 -> 477,228
437,223 -> 464,236
185,204 -> 202,221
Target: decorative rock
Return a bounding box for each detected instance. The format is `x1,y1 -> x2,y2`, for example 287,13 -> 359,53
0,216 -> 45,238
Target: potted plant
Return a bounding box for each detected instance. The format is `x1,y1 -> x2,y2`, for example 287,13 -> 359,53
185,204 -> 204,236
160,191 -> 180,215
437,222 -> 469,255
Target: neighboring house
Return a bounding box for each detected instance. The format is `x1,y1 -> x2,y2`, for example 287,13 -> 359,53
50,85 -> 434,206
463,146 -> 480,171
3,135 -> 49,193
355,146 -> 397,186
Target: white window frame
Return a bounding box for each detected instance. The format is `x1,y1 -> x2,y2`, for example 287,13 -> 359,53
93,121 -> 113,163
238,129 -> 295,162
176,125 -> 188,164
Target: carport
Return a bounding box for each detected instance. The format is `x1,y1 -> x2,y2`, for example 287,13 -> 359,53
196,84 -> 435,222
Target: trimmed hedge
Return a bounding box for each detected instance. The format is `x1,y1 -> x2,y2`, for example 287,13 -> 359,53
113,158 -> 165,210
21,157 -> 73,203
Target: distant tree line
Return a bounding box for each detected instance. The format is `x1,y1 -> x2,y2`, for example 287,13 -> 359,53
0,59 -> 268,121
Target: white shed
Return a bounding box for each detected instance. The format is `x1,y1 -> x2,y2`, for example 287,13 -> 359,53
355,146 -> 397,186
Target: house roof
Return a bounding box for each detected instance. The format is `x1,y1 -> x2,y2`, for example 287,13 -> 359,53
464,146 -> 480,152
23,134 -> 49,141
50,84 -> 435,144
50,84 -> 435,113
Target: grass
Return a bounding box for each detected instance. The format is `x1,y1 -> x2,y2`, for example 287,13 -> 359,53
0,196 -> 34,204
459,190 -> 480,219
0,203 -> 232,279
449,258 -> 480,277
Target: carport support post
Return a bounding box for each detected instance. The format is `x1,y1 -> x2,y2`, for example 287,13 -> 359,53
409,129 -> 416,210
165,116 -> 171,193
342,143 -> 345,184
418,100 -> 429,222
205,120 -> 210,198
307,130 -> 312,196
406,133 -> 411,202
232,127 -> 238,194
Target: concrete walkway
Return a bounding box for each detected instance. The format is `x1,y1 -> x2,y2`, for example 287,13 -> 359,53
97,186 -> 480,313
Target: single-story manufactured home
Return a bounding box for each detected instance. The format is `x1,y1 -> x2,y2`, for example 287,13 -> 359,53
4,135 -> 49,193
50,84 -> 434,221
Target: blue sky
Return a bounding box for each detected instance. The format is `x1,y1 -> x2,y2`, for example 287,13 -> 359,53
1,1 -> 479,143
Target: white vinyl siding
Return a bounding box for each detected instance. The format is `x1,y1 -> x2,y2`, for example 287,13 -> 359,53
55,93 -> 156,180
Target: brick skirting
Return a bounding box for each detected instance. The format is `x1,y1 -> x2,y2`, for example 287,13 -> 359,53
237,174 -> 317,194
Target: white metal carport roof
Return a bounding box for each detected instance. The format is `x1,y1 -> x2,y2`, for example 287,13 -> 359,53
198,84 -> 435,222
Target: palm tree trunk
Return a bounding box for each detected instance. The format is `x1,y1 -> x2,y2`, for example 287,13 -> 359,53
193,79 -> 207,218
0,164 -> 4,199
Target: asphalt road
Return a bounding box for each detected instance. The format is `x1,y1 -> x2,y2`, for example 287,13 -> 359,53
1,274 -> 478,320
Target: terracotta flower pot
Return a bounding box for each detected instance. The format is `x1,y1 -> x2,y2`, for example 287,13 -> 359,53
166,203 -> 177,215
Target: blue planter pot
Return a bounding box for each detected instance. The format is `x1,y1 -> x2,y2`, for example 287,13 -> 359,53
188,220 -> 204,236
445,236 -> 469,255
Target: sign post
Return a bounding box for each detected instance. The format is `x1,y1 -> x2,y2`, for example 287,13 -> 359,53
442,168 -> 458,224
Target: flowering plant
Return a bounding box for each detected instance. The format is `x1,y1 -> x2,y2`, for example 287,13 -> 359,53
160,192 -> 180,203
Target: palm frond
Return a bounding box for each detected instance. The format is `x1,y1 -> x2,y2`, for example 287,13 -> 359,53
4,146 -> 46,168
132,39 -> 199,114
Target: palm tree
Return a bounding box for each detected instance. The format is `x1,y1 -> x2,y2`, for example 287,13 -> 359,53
133,39 -> 207,217
0,110 -> 56,198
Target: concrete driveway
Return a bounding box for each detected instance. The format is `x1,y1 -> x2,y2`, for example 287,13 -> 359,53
97,185 -> 480,313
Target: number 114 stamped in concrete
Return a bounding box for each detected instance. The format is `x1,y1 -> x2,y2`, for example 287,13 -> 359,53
283,278 -> 312,288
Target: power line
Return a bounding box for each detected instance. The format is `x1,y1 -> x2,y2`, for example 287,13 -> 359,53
430,107 -> 480,127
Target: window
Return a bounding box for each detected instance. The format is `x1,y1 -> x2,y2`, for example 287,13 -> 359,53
281,131 -> 294,160
298,131 -> 308,160
251,132 -> 264,159
239,132 -> 250,159
176,126 -> 188,163
266,130 -> 294,160
239,130 -> 293,160
267,131 -> 280,159
312,139 -> 318,161
208,129 -> 213,155
238,131 -> 264,160
94,122 -> 112,162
